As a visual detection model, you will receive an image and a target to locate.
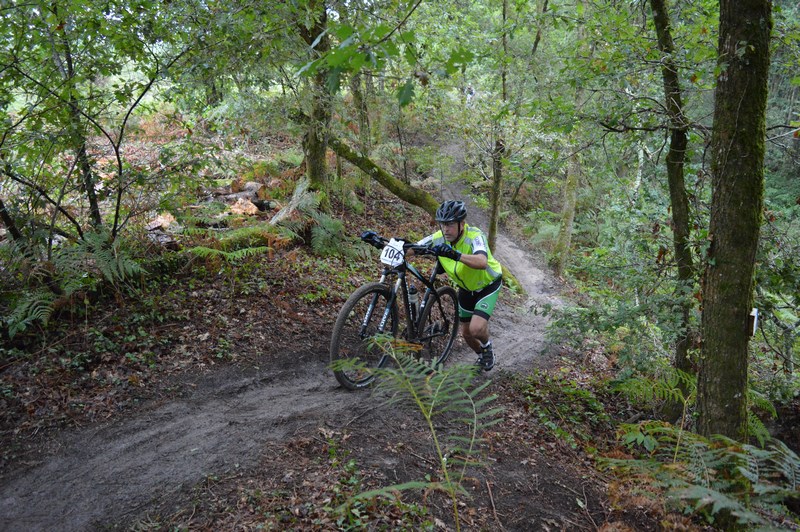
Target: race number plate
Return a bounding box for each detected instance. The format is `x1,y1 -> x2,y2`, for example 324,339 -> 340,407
380,238 -> 405,267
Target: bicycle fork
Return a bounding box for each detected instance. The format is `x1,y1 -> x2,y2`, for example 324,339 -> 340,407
358,273 -> 398,339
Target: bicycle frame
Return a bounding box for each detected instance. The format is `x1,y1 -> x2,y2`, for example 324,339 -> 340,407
331,231 -> 459,389
362,258 -> 442,344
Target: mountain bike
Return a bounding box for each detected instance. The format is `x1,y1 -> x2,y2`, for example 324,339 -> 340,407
330,231 -> 459,390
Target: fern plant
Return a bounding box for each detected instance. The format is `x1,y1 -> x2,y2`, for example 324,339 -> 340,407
184,221 -> 290,267
336,338 -> 502,532
308,210 -> 347,256
5,290 -> 57,338
614,368 -> 777,447
605,422 -> 800,528
57,229 -> 145,290
2,229 -> 145,338
187,245 -> 269,263
268,175 -> 355,257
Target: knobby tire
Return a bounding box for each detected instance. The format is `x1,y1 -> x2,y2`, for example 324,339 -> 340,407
417,286 -> 458,368
330,283 -> 398,390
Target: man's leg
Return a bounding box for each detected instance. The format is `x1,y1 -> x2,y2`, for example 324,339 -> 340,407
462,315 -> 489,353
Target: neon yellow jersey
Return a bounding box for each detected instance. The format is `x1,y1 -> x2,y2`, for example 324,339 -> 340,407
417,224 -> 502,291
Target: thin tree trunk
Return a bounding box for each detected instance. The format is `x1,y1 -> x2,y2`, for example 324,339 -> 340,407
698,0 -> 771,440
551,153 -> 578,277
550,0 -> 586,276
49,4 -> 102,227
488,137 -> 504,250
396,112 -> 409,184
531,0 -> 548,56
0,197 -> 23,240
650,0 -> 696,419
349,72 -> 371,156
488,0 -> 508,250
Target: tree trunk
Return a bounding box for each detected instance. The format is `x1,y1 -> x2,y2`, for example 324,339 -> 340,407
698,0 -> 771,440
551,153 -> 578,277
488,137 -> 504,250
650,0 -> 696,418
349,72 -> 371,156
326,135 -> 439,216
298,0 -> 331,193
50,4 -> 102,228
550,0 -> 586,277
0,196 -> 23,240
488,0 -> 509,251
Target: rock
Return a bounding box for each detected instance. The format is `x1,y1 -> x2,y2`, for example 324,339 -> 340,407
146,212 -> 177,231
241,181 -> 263,193
230,198 -> 259,215
252,199 -> 277,212
146,230 -> 180,251
220,190 -> 258,203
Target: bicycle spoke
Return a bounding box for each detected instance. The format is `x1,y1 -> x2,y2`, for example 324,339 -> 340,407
330,284 -> 398,390
417,286 -> 458,368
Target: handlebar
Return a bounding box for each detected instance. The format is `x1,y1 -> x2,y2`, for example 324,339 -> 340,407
359,230 -> 436,256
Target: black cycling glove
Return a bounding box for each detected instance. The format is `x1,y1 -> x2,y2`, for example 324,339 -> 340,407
432,243 -> 462,262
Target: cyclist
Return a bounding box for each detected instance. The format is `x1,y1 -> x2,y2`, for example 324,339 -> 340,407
416,200 -> 503,371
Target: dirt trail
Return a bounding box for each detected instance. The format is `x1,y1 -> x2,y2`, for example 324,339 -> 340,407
0,187 -> 565,532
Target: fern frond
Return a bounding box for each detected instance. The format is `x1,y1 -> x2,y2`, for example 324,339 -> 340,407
187,245 -> 269,263
54,230 -> 145,291
309,213 -> 346,256
348,338 -> 502,530
219,223 -> 289,251
4,290 -> 56,338
606,422 -> 800,528
613,368 -> 696,407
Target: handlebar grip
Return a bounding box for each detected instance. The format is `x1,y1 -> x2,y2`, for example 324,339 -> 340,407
406,244 -> 435,256
359,230 -> 387,249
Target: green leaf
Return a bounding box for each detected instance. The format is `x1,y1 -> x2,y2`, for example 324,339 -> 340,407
445,46 -> 475,75
327,67 -> 343,94
397,79 -> 415,107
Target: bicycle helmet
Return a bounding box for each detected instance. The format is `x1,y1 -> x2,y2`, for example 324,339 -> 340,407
435,200 -> 467,223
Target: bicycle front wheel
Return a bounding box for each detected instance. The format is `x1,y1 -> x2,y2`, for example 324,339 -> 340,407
330,282 -> 399,390
417,286 -> 458,368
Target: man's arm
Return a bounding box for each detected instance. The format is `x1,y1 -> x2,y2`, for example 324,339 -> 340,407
458,251 -> 488,270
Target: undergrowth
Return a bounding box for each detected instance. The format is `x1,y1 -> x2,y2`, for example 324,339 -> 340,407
605,423 -> 800,529
331,338 -> 502,532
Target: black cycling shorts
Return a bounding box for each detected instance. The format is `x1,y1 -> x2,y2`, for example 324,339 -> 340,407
457,276 -> 502,322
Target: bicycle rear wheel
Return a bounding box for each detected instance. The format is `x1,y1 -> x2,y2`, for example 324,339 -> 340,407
417,286 -> 458,368
330,282 -> 398,390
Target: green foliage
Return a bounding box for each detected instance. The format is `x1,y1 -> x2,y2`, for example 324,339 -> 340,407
605,423 -> 800,528
334,338 -> 501,532
518,370 -> 611,450
2,230 -> 144,338
614,368 -> 697,412
217,224 -> 282,252
747,389 -> 777,448
58,230 -> 146,290
309,211 -> 347,256
615,368 -> 777,446
188,245 -> 269,263
268,177 -> 356,257
546,302 -> 676,375
5,290 -> 57,339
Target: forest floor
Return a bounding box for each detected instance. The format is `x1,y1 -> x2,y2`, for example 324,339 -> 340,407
0,142 -> 716,530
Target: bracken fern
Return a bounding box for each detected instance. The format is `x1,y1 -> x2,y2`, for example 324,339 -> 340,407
2,229 -> 145,337
605,422 -> 800,528
339,339 -> 501,532
5,290 -> 57,338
